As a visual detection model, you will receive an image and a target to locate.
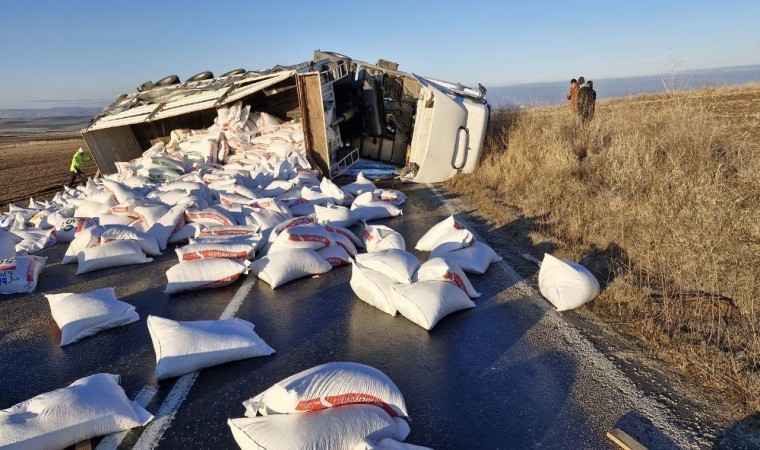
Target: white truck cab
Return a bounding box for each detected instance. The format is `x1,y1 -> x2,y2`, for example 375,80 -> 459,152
82,50 -> 489,183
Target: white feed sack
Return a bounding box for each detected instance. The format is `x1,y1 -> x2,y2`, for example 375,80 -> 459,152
320,177 -> 353,206
165,258 -> 250,294
101,179 -> 137,204
62,226 -> 104,264
415,257 -> 481,299
538,253 -> 600,311
317,245 -> 352,267
76,240 -> 153,275
390,281 -> 476,331
354,250 -> 420,284
343,172 -> 377,196
350,260 -> 398,316
0,230 -> 17,259
328,230 -> 358,256
243,361 -> 409,418
363,223 -> 406,253
267,223 -> 333,255
7,203 -> 40,221
0,373 -> 153,450
430,241 -> 503,275
314,203 -> 359,228
251,249 -> 332,289
229,404 -> 410,450
100,225 -> 162,256
415,215 -> 474,253
45,287 -> 138,346
146,204 -> 187,251
55,217 -> 98,242
374,189 -> 407,206
176,243 -> 254,263
14,229 -> 57,254
325,224 -> 364,249
147,316 -> 274,380
185,207 -> 236,227
351,192 -> 403,222
0,256 -> 46,294
279,197 -> 317,217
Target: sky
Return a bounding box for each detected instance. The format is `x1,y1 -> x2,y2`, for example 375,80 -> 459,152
0,0 -> 758,109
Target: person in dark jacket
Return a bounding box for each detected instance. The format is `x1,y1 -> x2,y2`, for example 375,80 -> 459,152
586,80 -> 597,120
577,77 -> 594,124
68,147 -> 91,187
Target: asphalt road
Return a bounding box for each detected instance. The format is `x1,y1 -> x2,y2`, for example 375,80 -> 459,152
0,183 -> 694,449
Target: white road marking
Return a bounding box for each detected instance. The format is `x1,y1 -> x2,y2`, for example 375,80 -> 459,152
115,274 -> 257,450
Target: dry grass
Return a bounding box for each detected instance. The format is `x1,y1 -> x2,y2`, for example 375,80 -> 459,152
446,83 -> 760,414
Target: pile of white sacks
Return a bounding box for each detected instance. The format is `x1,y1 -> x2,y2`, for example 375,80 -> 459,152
351,215 -> 502,330
0,100 -> 405,296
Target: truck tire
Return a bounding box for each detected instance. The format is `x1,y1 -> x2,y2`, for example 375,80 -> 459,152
220,68 -> 246,78
155,75 -> 180,86
187,71 -> 214,82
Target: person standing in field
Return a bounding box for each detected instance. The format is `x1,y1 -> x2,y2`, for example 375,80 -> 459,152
68,147 -> 91,187
586,80 -> 597,120
577,77 -> 594,124
566,78 -> 579,112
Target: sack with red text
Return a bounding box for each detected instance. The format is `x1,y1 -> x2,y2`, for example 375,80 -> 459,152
55,217 -> 99,243
229,404 -> 409,450
164,258 -> 250,294
415,257 -> 480,298
250,249 -> 331,289
176,243 -> 254,263
267,223 -> 332,255
243,362 -> 409,418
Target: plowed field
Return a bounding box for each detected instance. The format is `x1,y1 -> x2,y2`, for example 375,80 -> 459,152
0,134 -> 96,207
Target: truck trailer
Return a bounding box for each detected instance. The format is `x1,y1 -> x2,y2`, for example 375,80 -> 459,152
82,50 -> 489,183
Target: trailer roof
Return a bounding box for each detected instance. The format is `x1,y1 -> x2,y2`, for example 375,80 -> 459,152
86,70 -> 296,131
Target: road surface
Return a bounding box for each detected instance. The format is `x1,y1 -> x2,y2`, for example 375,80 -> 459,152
0,183 -> 696,449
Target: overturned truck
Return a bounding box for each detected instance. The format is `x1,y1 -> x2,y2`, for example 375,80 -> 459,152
83,50 -> 489,183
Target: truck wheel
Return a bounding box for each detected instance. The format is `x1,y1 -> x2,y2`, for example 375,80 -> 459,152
187,71 -> 214,82
155,75 -> 180,86
220,68 -> 246,78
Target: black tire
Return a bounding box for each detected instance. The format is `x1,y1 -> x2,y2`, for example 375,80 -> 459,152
155,75 -> 180,86
187,71 -> 214,82
220,68 -> 246,78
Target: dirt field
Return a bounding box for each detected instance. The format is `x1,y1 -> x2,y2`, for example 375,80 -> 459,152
0,134 -> 96,207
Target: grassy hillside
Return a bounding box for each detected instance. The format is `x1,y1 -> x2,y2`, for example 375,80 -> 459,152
446,83 -> 760,413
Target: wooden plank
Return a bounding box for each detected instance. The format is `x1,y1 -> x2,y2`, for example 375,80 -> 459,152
607,428 -> 648,450
297,73 -> 330,177
73,439 -> 92,450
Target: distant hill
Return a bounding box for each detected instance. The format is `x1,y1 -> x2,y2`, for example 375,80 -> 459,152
0,107 -> 102,119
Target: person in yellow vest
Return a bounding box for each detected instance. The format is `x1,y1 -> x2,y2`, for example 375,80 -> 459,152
68,147 -> 91,187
